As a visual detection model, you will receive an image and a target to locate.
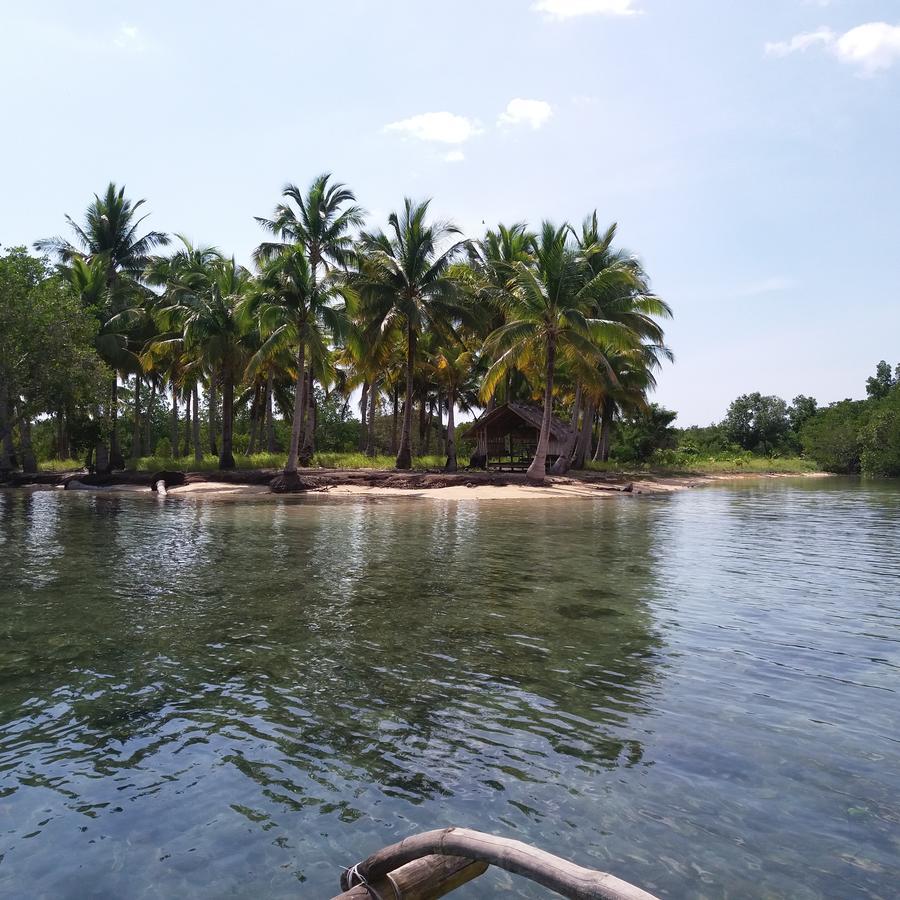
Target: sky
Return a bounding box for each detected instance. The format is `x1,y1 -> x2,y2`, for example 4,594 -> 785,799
2,0 -> 899,426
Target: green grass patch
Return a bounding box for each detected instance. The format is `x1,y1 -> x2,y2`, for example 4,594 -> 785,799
38,458 -> 85,473
586,454 -> 819,476
124,451 -> 464,473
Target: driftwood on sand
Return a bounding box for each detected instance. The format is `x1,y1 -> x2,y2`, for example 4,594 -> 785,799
334,827 -> 658,900
5,467 -> 636,495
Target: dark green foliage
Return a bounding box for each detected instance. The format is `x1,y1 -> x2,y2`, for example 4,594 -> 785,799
799,364 -> 900,475
676,423 -> 734,455
788,395 -> 818,432
612,404 -> 678,462
859,392 -> 900,476
0,247 -> 107,464
722,393 -> 791,453
865,361 -> 897,400
314,388 -> 361,452
800,400 -> 866,473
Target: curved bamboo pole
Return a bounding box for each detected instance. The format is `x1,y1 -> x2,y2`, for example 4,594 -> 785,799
333,854 -> 487,899
340,827 -> 658,900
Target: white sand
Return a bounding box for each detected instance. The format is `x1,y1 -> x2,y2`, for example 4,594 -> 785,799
167,482 -> 271,496
45,471 -> 829,501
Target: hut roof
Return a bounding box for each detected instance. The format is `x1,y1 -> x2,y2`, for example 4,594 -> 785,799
462,402 -> 572,442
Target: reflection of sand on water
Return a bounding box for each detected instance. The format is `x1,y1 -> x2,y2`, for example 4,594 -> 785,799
325,483 -> 616,500
64,481 -> 149,493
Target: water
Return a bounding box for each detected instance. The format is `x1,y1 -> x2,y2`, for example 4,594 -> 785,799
1,480 -> 898,899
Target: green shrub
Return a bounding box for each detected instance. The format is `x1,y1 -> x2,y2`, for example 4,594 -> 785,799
800,400 -> 867,474
860,407 -> 900,476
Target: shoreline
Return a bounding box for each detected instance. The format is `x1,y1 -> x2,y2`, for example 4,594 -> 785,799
2,468 -> 832,501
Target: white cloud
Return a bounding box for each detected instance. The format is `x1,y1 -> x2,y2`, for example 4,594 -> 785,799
532,0 -> 641,20
113,24 -> 144,50
443,150 -> 465,163
764,27 -> 835,58
835,22 -> 900,74
384,111 -> 482,144
498,98 -> 553,129
765,21 -> 900,74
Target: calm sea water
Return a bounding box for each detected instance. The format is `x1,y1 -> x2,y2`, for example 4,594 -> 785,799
0,480 -> 898,899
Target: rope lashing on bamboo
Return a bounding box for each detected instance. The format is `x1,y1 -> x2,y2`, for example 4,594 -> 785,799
342,864 -> 388,900
340,827 -> 659,900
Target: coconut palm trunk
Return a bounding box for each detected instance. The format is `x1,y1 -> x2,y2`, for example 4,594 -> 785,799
131,376 -> 142,462
551,383 -> 582,475
208,375 -> 218,456
170,382 -> 179,454
17,406 -> 37,474
595,398 -> 613,462
285,344 -> 306,473
527,334 -> 557,481
181,389 -> 192,457
192,383 -> 202,462
391,387 -> 399,454
572,396 -> 595,470
219,370 -> 236,469
366,379 -> 378,457
109,374 -> 124,469
423,399 -> 433,455
436,389 -> 444,457
593,400 -> 613,462
396,327 -> 416,469
418,398 -> 428,453
444,388 -> 457,472
145,379 -> 156,455
247,386 -> 261,455
299,370 -> 315,465
265,372 -> 276,453
358,380 -> 369,452
56,409 -> 67,461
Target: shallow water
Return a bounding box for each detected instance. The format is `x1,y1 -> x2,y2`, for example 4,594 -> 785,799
0,480 -> 898,898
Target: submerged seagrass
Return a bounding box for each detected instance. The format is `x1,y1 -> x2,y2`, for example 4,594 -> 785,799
1,478 -> 898,898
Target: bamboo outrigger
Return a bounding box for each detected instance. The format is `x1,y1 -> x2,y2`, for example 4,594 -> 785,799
333,827 -> 658,899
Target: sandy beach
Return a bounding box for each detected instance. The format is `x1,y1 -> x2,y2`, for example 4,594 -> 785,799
15,469 -> 830,501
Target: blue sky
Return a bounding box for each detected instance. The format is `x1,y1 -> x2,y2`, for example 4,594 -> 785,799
2,0 -> 899,425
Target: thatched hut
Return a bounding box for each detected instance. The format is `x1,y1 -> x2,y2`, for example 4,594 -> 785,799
462,403 -> 572,470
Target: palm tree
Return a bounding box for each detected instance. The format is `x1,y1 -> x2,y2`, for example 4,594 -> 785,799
145,238 -> 221,463
67,255 -> 145,469
567,213 -> 672,471
590,343 -> 670,464
36,183 -> 169,280
466,223 -> 535,409
353,199 -> 468,469
255,174 -> 364,463
433,340 -> 476,471
150,246 -> 249,469
248,246 -> 350,474
481,222 -> 638,480
37,184 -> 168,469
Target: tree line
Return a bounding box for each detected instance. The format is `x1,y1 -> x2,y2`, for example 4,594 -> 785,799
615,362 -> 900,476
0,178 -> 672,480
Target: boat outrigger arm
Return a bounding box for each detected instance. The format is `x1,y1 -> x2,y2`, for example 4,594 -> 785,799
333,827 -> 659,899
